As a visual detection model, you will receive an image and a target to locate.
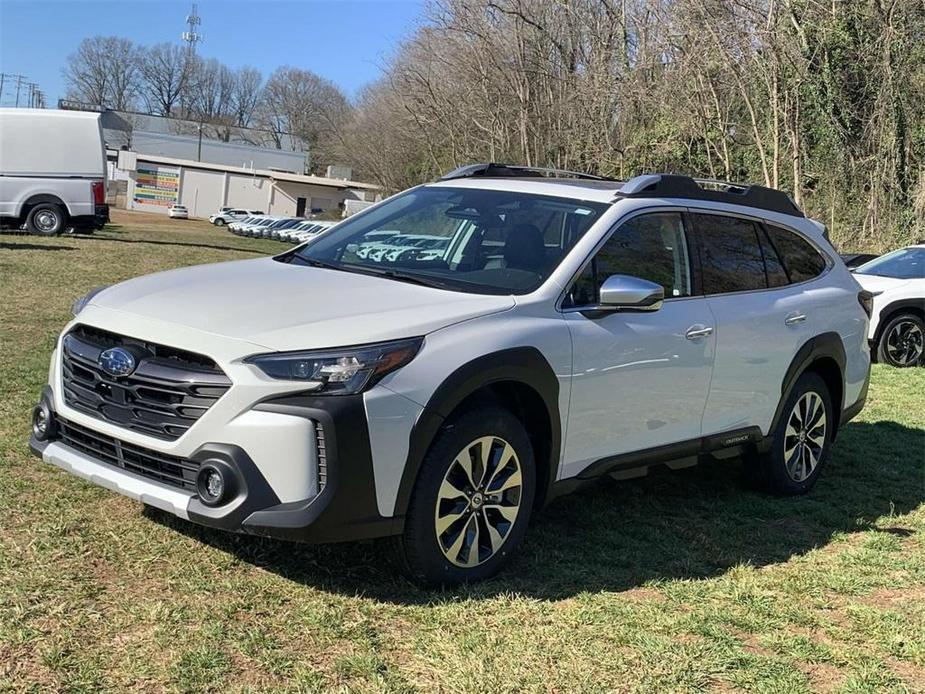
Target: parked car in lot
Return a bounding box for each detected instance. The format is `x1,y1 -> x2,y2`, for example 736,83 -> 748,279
168,205 -> 189,219
0,108 -> 108,235
31,165 -> 871,585
852,242 -> 924,367
209,209 -> 260,226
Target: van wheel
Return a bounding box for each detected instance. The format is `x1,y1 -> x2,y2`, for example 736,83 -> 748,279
877,314 -> 924,367
398,406 -> 535,586
26,203 -> 66,236
746,371 -> 833,495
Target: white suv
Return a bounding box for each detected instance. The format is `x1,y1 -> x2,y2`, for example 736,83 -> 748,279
31,166 -> 871,585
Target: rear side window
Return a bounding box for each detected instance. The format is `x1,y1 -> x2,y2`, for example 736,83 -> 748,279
758,228 -> 789,287
693,214 -> 767,294
766,225 -> 827,283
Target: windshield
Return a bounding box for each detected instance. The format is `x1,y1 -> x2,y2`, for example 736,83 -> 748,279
856,248 -> 924,280
288,187 -> 608,294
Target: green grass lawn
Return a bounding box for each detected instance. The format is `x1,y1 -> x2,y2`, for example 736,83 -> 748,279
1,212 -> 923,693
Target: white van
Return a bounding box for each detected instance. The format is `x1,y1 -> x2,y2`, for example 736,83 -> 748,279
0,108 -> 108,235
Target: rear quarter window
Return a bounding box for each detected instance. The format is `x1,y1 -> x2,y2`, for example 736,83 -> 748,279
766,225 -> 828,283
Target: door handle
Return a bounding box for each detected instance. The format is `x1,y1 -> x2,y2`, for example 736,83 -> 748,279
785,312 -> 807,326
685,325 -> 714,340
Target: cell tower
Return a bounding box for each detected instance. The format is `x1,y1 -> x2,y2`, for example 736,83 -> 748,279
182,3 -> 201,57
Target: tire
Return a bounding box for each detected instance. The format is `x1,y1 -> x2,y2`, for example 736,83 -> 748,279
26,203 -> 66,236
877,313 -> 924,368
214,218 -> 225,226
746,371 -> 833,495
397,405 -> 536,586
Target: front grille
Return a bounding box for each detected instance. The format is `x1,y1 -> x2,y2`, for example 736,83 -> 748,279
61,325 -> 231,441
58,418 -> 200,491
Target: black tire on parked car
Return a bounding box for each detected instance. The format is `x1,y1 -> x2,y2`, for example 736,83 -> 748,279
214,218 -> 225,226
877,313 -> 925,368
745,371 -> 833,495
26,203 -> 66,236
397,405 -> 536,586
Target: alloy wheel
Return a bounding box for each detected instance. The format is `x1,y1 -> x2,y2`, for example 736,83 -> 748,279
784,391 -> 826,483
434,436 -> 523,568
886,320 -> 924,366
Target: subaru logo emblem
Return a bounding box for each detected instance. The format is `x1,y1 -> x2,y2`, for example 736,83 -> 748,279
98,347 -> 136,377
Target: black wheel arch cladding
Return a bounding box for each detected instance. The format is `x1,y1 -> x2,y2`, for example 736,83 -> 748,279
395,346 -> 561,517
769,331 -> 848,440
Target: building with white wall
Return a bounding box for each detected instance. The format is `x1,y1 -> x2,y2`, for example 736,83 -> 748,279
110,151 -> 379,218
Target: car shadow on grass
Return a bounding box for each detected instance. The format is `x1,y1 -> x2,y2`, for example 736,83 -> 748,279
143,420 -> 925,603
70,233 -> 270,255
0,241 -> 77,251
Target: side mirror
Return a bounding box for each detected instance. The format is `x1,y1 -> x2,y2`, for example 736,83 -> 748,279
598,274 -> 664,311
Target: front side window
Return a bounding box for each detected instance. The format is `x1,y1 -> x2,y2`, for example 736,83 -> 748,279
289,187 -> 608,295
766,225 -> 828,283
565,212 -> 692,307
855,247 -> 924,280
693,214 -> 768,294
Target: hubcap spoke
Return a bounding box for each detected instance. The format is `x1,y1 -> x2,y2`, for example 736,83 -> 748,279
484,503 -> 518,524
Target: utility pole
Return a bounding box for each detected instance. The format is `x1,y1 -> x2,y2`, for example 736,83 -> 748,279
14,74 -> 24,107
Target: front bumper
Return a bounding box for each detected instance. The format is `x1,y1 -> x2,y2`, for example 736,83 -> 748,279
31,387 -> 402,543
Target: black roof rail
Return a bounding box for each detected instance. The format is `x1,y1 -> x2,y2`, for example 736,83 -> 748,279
617,174 -> 804,218
440,162 -> 613,182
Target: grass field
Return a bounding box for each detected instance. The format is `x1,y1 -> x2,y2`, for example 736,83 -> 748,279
1,210 -> 923,693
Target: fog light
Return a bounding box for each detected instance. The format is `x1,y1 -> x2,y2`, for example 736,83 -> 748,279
196,464 -> 228,506
32,404 -> 55,441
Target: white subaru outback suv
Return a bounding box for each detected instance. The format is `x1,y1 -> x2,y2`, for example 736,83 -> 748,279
31,166 -> 872,585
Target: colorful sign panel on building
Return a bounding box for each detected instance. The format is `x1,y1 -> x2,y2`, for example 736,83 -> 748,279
133,165 -> 180,207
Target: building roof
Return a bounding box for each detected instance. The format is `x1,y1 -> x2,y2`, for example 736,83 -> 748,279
109,150 -> 379,191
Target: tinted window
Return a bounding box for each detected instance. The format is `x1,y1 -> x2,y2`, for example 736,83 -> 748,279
694,214 -> 768,294
766,225 -> 827,283
758,228 -> 789,287
566,213 -> 691,307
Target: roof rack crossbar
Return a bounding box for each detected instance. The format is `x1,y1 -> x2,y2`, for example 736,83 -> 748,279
617,174 -> 804,217
440,162 -> 612,182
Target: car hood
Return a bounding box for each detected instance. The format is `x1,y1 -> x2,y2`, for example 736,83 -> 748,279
88,257 -> 515,351
852,273 -> 910,294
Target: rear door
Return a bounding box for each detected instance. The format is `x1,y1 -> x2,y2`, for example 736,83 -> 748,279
691,212 -> 818,436
561,210 -> 715,479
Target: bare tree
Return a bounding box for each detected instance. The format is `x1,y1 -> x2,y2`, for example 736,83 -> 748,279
258,66 -> 352,169
231,67 -> 263,128
137,43 -> 195,117
63,36 -> 140,110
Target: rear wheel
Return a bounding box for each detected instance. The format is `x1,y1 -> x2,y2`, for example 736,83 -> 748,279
26,203 -> 66,236
746,371 -> 833,495
398,406 -> 535,586
877,313 -> 924,367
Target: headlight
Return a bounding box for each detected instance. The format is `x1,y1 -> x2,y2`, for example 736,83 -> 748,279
71,285 -> 110,316
244,337 -> 423,394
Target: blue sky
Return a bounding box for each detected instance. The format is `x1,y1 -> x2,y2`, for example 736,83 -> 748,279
0,0 -> 425,106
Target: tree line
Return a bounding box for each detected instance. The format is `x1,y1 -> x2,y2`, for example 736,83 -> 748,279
63,37 -> 348,167
340,0 -> 925,251
65,0 -> 924,251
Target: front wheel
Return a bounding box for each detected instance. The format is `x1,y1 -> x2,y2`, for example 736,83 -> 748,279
398,406 -> 536,586
877,314 -> 924,367
213,218 -> 225,226
26,203 -> 66,236
746,371 -> 833,495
